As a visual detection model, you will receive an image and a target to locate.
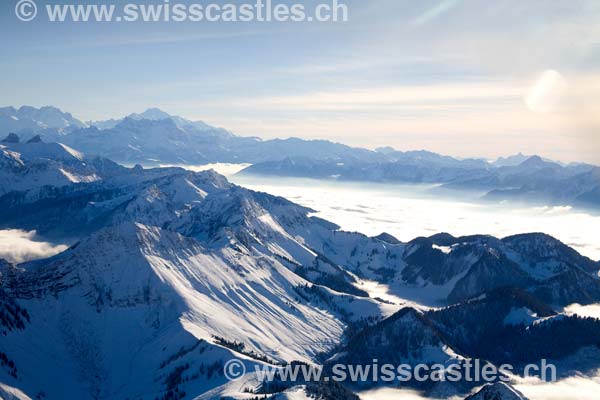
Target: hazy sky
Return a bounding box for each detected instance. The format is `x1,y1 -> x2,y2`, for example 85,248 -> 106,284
1,0 -> 599,162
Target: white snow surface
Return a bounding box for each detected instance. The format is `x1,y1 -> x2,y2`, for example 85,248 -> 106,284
1,158 -> 599,400
0,141 -> 102,195
0,167 -> 397,399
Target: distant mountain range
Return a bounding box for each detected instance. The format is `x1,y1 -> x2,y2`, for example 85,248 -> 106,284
241,154 -> 600,209
0,106 -> 377,165
0,106 -> 87,133
0,140 -> 599,399
2,105 -> 599,209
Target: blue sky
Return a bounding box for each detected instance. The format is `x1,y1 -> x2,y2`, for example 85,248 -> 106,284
1,0 -> 599,162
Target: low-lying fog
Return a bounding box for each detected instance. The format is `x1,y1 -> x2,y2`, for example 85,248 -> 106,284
5,163 -> 599,266
0,229 -> 68,264
231,173 -> 600,262
2,164 -> 599,399
230,170 -> 600,400
358,374 -> 600,400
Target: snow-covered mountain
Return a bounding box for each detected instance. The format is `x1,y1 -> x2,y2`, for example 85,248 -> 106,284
0,220 -> 380,398
0,133 -> 126,196
2,150 -> 599,304
465,382 -> 528,400
332,287 -> 600,394
1,142 -> 600,399
19,108 -> 375,166
57,117 -> 234,164
493,153 -> 532,168
0,152 -> 390,398
241,153 -> 490,184
241,155 -> 600,208
397,232 -> 600,306
90,108 -> 222,134
3,105 -> 599,208
0,106 -> 87,134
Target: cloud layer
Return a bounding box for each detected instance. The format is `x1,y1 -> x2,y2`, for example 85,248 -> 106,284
0,230 -> 68,264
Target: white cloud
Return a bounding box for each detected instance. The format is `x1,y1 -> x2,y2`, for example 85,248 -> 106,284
514,373 -> 600,400
358,373 -> 600,400
0,230 -> 68,264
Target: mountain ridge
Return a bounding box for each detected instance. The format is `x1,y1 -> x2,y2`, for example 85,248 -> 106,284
1,117 -> 600,399
3,105 -> 599,209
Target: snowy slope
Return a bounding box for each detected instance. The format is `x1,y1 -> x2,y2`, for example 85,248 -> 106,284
91,108 -> 227,135
465,382 -> 528,400
20,107 -> 379,165
0,106 -> 86,134
0,136 -> 126,196
0,162 -> 394,399
384,233 -> 600,307
0,221 -> 384,399
1,150 -> 600,399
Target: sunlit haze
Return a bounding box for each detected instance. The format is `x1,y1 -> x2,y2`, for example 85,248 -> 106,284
1,0 -> 599,162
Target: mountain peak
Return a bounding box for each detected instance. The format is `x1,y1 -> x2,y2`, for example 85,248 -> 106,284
336,306 -> 463,368
129,107 -> 172,121
1,133 -> 20,143
0,105 -> 87,133
374,232 -> 401,244
26,134 -> 42,143
521,155 -> 543,164
375,146 -> 396,154
517,155 -> 559,169
117,115 -> 178,130
465,382 -> 528,400
493,152 -> 531,167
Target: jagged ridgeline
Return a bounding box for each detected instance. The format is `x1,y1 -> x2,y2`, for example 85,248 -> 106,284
2,105 -> 600,209
0,137 -> 599,399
